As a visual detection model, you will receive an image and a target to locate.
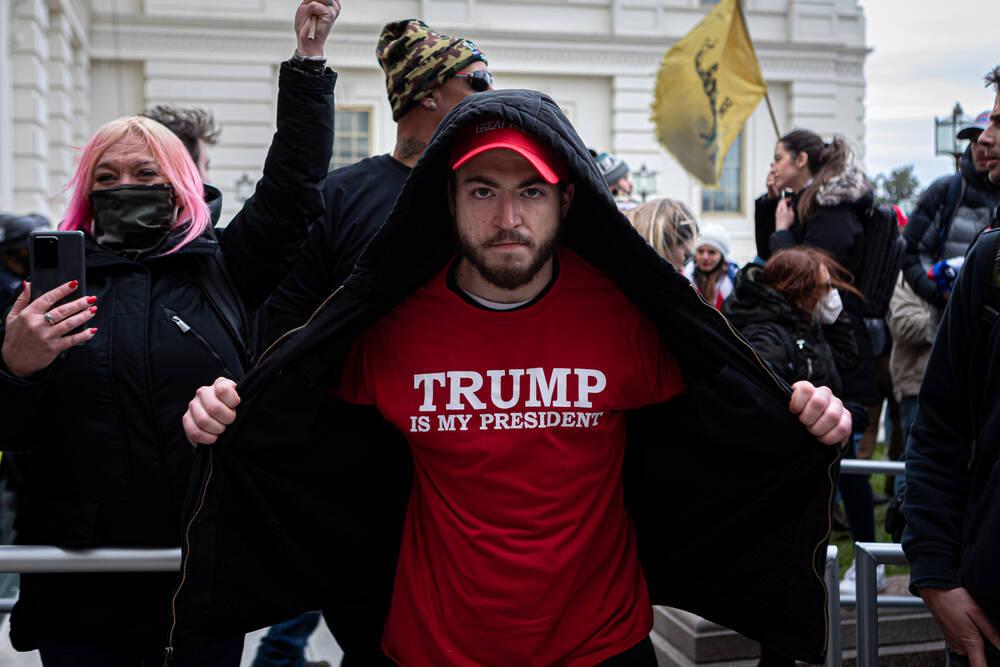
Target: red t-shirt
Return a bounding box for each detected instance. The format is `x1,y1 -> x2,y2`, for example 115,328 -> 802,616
334,248 -> 686,666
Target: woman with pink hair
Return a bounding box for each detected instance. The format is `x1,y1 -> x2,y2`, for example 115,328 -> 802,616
0,1 -> 340,664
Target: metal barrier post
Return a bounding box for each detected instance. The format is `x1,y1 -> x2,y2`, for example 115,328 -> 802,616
825,546 -> 842,667
855,543 -> 880,666
854,543 -> 916,666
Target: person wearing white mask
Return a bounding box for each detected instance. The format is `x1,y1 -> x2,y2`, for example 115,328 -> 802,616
723,246 -> 884,609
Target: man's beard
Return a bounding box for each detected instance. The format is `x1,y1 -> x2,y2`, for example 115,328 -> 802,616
458,228 -> 558,291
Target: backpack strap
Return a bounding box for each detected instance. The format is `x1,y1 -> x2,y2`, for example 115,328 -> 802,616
936,175 -> 967,260
194,252 -> 253,372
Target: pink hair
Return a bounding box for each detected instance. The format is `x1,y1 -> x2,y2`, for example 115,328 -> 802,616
60,116 -> 211,252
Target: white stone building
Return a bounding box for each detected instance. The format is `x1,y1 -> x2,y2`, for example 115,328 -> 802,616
1,0 -> 868,262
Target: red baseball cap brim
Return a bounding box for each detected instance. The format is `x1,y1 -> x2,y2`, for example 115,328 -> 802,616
450,126 -> 565,185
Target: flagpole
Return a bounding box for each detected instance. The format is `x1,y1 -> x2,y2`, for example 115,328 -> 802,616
735,0 -> 781,138
764,91 -> 781,138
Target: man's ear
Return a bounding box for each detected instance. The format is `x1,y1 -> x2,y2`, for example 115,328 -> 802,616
560,183 -> 575,218
420,90 -> 441,112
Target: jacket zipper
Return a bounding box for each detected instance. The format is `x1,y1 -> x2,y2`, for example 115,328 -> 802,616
693,287 -> 836,650
255,285 -> 344,369
164,448 -> 214,664
162,306 -> 238,380
163,287 -> 344,659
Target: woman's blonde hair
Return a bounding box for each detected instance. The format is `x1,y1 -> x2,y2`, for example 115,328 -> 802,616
624,198 -> 698,262
61,116 -> 210,252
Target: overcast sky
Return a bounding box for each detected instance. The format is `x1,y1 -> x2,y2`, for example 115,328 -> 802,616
860,0 -> 997,190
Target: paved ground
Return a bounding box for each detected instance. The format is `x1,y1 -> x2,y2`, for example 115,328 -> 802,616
0,613 -> 344,666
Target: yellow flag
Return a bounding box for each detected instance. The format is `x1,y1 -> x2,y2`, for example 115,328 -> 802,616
651,0 -> 767,186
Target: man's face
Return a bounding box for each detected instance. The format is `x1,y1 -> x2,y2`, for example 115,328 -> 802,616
979,94 -> 1000,185
452,149 -> 572,291
970,134 -> 989,172
435,61 -> 492,116
195,139 -> 211,183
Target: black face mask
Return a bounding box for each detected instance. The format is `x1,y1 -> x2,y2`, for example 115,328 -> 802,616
89,184 -> 176,259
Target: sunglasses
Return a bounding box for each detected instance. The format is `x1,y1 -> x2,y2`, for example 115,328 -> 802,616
452,70 -> 494,92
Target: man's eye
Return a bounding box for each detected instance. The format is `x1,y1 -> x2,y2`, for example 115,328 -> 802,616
471,188 -> 492,199
522,188 -> 545,198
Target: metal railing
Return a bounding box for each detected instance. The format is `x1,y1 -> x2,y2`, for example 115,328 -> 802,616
839,459 -> 905,476
0,547 -> 181,612
853,542 -> 924,667
830,460 -> 930,666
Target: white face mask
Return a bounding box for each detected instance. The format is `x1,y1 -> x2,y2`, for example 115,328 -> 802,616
813,288 -> 843,325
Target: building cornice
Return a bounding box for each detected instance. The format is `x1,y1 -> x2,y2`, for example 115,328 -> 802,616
90,13 -> 867,84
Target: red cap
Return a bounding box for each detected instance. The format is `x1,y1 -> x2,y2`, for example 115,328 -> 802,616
450,124 -> 565,184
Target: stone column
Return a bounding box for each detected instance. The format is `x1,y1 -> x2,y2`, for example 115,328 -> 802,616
72,44 -> 90,149
12,0 -> 50,216
48,9 -> 75,216
0,1 -> 13,206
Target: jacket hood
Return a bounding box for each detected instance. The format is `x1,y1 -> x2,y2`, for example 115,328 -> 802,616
724,264 -> 803,329
334,89 -> 784,399
815,164 -> 872,209
204,184 -> 223,226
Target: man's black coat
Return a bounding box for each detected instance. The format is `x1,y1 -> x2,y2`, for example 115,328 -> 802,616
169,90 -> 840,663
903,227 -> 1000,624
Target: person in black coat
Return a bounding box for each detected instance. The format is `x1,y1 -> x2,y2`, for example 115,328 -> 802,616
726,246 -> 867,667
724,247 -> 861,395
172,90 -> 851,666
902,141 -> 1000,311
754,130 -> 880,578
0,2 -> 338,664
754,130 -> 877,405
903,66 -> 1000,667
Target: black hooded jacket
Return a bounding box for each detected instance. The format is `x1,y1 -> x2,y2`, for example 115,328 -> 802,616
723,264 -> 857,396
0,62 -> 334,650
902,147 -> 1000,309
168,90 -> 840,663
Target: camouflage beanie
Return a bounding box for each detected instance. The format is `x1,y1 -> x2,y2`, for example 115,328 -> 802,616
376,19 -> 487,121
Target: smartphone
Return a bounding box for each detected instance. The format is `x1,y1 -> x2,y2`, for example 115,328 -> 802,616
28,231 -> 86,306
781,188 -> 795,200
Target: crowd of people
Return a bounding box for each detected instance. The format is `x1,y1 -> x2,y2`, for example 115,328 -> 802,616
0,1 -> 999,665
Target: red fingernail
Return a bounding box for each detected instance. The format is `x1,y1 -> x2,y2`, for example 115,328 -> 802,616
89,328 -> 98,334
90,306 -> 97,314
69,280 -> 78,289
86,296 -> 97,304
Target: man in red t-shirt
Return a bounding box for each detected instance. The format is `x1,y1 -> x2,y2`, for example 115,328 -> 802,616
184,123 -> 852,666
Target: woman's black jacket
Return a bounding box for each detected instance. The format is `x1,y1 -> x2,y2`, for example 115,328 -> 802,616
0,61 -> 335,650
724,264 -> 858,395
168,90 -> 841,664
754,168 -> 879,405
723,265 -> 866,431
